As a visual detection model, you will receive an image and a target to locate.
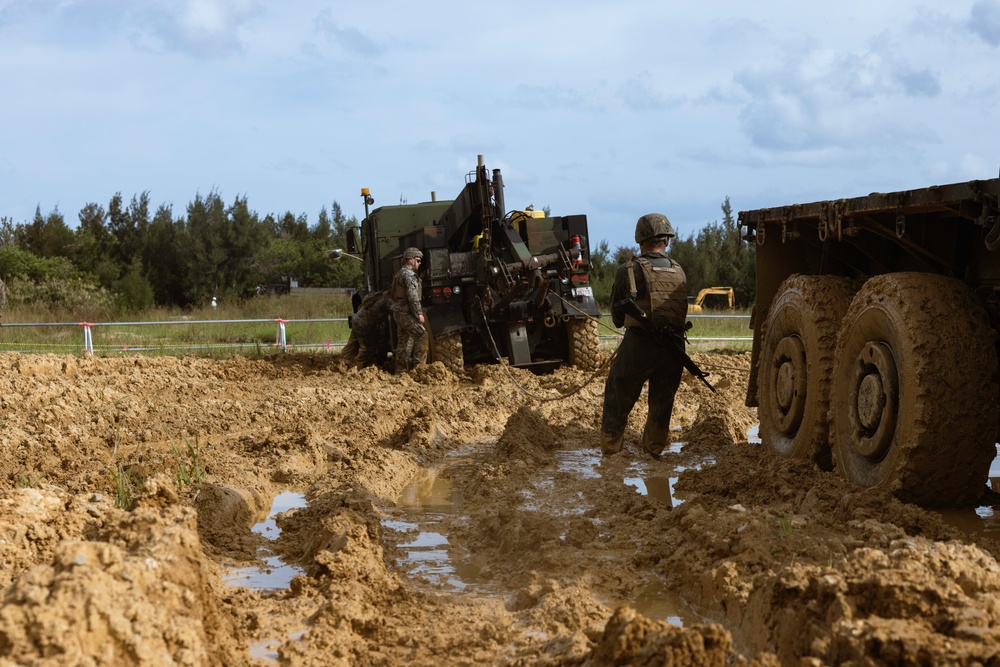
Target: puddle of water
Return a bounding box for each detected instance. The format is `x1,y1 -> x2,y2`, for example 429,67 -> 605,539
623,476 -> 676,508
252,491 -> 308,538
990,444 -> 1000,478
632,579 -> 686,627
224,556 -> 302,590
384,447 -> 708,635
249,628 -> 307,665
557,449 -> 602,479
936,503 -> 1000,538
941,445 -> 1000,535
383,465 -> 486,590
222,491 -> 307,591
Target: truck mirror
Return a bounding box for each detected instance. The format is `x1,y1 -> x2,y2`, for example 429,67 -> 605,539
346,228 -> 358,253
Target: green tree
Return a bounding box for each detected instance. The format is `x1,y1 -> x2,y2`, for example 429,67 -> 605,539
313,207 -> 332,244
588,240 -> 615,308
277,211 -> 310,242
16,207 -> 74,258
253,237 -> 302,286
668,197 -> 755,307
0,217 -> 14,247
185,191 -> 228,304
113,260 -> 155,311
220,196 -> 268,295
73,202 -> 119,288
141,204 -> 192,306
107,192 -> 150,269
324,202 -> 363,289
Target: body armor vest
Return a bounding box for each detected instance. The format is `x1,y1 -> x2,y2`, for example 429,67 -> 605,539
623,257 -> 687,330
391,268 -> 421,301
390,273 -> 405,299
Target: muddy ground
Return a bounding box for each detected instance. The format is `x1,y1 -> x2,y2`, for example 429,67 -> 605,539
2,349 -> 1000,666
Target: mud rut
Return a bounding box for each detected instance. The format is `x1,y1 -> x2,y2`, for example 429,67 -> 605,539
3,351 -> 1000,666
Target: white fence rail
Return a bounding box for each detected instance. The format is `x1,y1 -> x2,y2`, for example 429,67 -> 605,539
0,314 -> 751,356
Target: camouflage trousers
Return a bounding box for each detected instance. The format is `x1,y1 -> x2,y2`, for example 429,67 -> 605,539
393,311 -> 427,372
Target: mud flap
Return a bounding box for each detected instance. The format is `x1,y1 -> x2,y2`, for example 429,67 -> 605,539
425,304 -> 467,339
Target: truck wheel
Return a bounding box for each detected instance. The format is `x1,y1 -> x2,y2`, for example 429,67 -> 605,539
567,318 -> 601,371
829,273 -> 999,506
758,275 -> 856,468
429,331 -> 464,375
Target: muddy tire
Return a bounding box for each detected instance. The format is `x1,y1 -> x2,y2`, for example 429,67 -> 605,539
758,275 -> 856,468
829,273 -> 999,506
567,318 -> 601,371
429,331 -> 464,375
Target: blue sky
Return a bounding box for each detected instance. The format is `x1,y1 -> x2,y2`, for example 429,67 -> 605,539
1,0 -> 998,251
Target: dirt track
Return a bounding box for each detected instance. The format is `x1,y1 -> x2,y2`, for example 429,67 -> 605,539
3,350 -> 1000,666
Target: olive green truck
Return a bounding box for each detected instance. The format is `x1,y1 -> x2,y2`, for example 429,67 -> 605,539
346,156 -> 602,375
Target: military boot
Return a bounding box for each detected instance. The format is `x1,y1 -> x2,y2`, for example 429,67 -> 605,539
641,419 -> 670,459
601,431 -> 625,456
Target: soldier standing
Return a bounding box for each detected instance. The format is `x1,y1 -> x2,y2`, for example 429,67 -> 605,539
601,214 -> 688,459
390,247 -> 427,372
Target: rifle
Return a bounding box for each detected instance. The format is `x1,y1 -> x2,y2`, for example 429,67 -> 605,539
615,297 -> 716,393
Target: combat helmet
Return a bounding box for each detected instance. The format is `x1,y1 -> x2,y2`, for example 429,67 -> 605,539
402,247 -> 423,260
634,213 -> 675,244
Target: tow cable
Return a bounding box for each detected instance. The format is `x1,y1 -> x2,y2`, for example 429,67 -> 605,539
476,297 -> 619,403
476,293 -> 748,402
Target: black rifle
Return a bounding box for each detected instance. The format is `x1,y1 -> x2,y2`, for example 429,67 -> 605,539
615,297 -> 716,393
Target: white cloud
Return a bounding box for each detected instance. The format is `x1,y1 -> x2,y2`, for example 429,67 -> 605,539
969,0 -> 1000,45
313,9 -> 383,57
617,73 -> 677,112
133,0 -> 264,58
733,40 -> 942,152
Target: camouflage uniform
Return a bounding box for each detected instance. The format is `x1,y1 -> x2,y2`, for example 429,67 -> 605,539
390,251 -> 427,372
344,291 -> 392,367
601,214 -> 688,458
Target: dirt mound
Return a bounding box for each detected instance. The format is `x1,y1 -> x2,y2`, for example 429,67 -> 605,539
0,481 -> 243,666
493,406 -> 560,464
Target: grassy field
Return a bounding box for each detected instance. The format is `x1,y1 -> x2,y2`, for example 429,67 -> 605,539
0,293 -> 356,357
596,309 -> 752,353
0,295 -> 751,357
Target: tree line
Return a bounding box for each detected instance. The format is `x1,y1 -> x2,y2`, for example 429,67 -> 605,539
0,191 -> 365,312
0,192 -> 754,314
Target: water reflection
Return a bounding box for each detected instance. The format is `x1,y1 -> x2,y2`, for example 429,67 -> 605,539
383,466 -> 487,590
223,491 -> 307,591
632,578 -> 685,627
623,476 -> 675,508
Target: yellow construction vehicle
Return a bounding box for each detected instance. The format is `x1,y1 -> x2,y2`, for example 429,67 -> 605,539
687,286 -> 734,313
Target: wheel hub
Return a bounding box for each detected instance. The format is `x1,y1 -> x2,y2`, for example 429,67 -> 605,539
850,342 -> 898,460
769,336 -> 807,435
856,373 -> 885,430
776,361 -> 796,409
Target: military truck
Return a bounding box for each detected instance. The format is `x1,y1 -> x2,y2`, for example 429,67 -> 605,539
739,175 -> 1000,506
345,155 -> 602,374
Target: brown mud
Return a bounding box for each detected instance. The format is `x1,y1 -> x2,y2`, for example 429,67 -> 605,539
2,350 -> 1000,665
